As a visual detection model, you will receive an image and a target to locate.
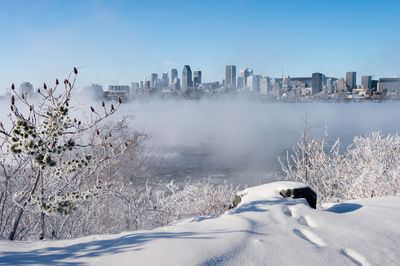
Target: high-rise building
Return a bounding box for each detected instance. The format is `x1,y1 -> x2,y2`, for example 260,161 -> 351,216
182,65 -> 193,91
225,65 -> 236,87
312,73 -> 323,95
346,72 -> 356,91
240,68 -> 253,87
260,77 -> 271,95
247,75 -> 260,92
169,69 -> 178,86
150,73 -> 158,88
361,75 -> 372,90
162,72 -> 169,87
193,71 -> 202,86
172,77 -> 180,91
378,78 -> 400,95
236,76 -> 244,89
336,78 -> 347,93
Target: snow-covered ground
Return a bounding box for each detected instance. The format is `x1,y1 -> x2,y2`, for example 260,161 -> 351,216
0,181 -> 399,265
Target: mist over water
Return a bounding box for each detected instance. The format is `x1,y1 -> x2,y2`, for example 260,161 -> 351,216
117,99 -> 400,186
2,93 -> 400,186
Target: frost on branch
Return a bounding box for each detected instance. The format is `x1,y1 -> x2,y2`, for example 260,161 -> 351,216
0,68 -> 149,240
280,118 -> 400,208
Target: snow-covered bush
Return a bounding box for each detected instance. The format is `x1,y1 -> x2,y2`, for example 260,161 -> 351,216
151,179 -> 238,226
280,120 -> 400,208
0,69 -> 147,240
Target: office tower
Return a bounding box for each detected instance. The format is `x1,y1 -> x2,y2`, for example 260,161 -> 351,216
169,69 -> 178,85
240,68 -> 253,87
247,75 -> 260,92
139,81 -> 144,89
260,76 -> 271,95
236,76 -> 244,89
162,72 -> 169,87
225,65 -> 236,87
346,72 -> 356,91
150,73 -> 158,88
182,65 -> 193,91
131,82 -> 139,96
361,75 -> 372,90
312,73 -> 323,95
336,78 -> 347,93
193,71 -> 202,86
172,77 -> 180,91
378,78 -> 400,95
371,80 -> 378,91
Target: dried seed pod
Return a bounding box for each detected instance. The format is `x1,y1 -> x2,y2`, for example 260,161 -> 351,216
56,79 -> 59,85
96,129 -> 99,135
74,67 -> 78,74
109,143 -> 113,147
21,94 -> 25,100
110,104 -> 114,111
10,105 -> 13,111
102,101 -> 105,107
66,101 -> 69,107
109,133 -> 112,137
125,142 -> 128,147
11,84 -> 15,90
64,79 -> 68,85
43,83 -> 47,90
74,118 -> 77,123
90,106 -> 94,112
38,88 -> 41,93
11,95 -> 15,105
118,96 -> 122,104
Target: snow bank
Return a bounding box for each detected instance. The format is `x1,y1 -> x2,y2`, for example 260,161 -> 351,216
0,181 -> 399,265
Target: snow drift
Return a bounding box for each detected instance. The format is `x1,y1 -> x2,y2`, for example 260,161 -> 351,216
0,181 -> 399,265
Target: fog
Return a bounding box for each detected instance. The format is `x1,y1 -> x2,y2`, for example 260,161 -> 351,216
117,99 -> 400,186
2,93 -> 400,186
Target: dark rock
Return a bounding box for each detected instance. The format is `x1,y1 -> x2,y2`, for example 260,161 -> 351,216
280,187 -> 317,209
229,194 -> 242,210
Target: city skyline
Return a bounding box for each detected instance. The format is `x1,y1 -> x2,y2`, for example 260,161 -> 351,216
1,0 -> 400,90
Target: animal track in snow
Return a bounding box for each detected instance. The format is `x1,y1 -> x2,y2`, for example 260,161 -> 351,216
282,205 -> 294,217
293,228 -> 326,247
341,248 -> 370,266
297,215 -> 316,227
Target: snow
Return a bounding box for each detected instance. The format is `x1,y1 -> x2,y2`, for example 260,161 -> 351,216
0,181 -> 399,265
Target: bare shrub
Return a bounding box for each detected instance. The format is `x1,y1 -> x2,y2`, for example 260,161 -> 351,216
280,118 -> 400,208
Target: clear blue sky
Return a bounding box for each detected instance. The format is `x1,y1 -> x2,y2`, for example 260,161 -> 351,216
1,0 -> 400,90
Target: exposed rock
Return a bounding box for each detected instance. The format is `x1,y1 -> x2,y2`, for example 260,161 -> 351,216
280,187 -> 317,209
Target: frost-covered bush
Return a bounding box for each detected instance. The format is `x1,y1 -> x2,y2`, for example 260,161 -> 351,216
0,69 -> 147,240
280,120 -> 400,208
151,179 -> 238,226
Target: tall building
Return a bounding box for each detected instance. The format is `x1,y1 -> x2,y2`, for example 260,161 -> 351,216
346,72 -> 356,91
193,71 -> 202,86
312,73 -> 323,95
150,73 -> 158,88
240,68 -> 253,87
260,77 -> 271,95
172,77 -> 180,91
361,75 -> 372,90
168,69 -> 178,86
162,72 -> 169,87
336,78 -> 347,93
236,76 -> 244,89
378,78 -> 400,95
225,65 -> 236,87
182,65 -> 193,91
247,75 -> 260,92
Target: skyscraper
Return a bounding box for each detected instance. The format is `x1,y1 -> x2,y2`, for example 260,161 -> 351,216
346,72 -> 356,91
150,73 -> 158,88
361,75 -> 372,90
312,73 -> 323,95
240,68 -> 253,88
193,71 -> 202,86
169,69 -> 178,85
182,65 -> 192,91
236,76 -> 244,89
162,72 -> 169,87
225,65 -> 236,87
